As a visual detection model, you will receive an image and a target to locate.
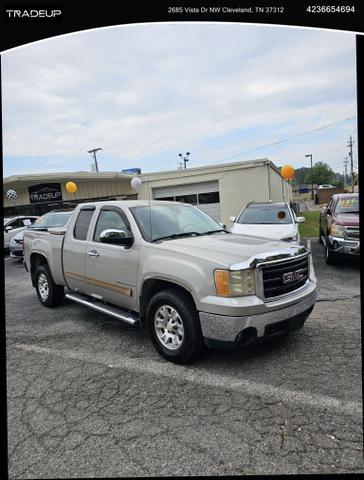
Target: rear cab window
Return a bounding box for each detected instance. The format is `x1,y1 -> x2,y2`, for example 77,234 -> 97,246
73,208 -> 95,241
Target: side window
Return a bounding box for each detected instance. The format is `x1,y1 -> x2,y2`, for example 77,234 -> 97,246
9,218 -> 23,228
329,199 -> 336,213
93,210 -> 131,243
74,209 -> 94,241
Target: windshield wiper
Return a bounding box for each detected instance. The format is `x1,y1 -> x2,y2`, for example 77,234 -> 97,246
152,232 -> 202,243
202,229 -> 230,235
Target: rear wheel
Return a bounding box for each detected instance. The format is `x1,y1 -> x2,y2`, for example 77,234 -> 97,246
146,289 -> 205,364
35,265 -> 64,307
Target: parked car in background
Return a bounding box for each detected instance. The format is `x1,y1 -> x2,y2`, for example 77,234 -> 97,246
230,202 -> 305,244
319,193 -> 359,264
9,210 -> 74,259
4,216 -> 38,249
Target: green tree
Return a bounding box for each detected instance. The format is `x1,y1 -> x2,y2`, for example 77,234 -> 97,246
291,167 -> 309,185
303,162 -> 335,185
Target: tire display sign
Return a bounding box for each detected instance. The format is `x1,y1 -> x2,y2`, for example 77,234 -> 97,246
28,183 -> 63,204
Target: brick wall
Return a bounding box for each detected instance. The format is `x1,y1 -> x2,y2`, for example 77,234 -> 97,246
317,187 -> 344,205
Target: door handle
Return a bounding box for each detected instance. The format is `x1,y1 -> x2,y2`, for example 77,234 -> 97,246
87,250 -> 100,257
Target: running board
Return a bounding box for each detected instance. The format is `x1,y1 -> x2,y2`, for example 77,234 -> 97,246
65,291 -> 139,326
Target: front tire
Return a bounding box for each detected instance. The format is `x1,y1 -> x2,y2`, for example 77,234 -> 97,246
146,289 -> 205,364
325,242 -> 336,265
35,265 -> 64,307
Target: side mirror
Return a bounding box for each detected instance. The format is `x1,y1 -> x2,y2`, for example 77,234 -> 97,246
5,225 -> 14,232
229,216 -> 236,223
296,217 -> 305,224
100,229 -> 132,246
48,227 -> 67,235
325,208 -> 331,215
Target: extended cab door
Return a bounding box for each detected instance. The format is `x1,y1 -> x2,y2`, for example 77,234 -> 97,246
83,205 -> 139,311
63,206 -> 96,291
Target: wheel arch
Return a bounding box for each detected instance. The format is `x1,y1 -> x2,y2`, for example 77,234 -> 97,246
139,277 -> 197,330
30,252 -> 49,287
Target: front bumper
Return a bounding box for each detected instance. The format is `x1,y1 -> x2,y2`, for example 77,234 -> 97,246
328,235 -> 360,256
199,288 -> 316,343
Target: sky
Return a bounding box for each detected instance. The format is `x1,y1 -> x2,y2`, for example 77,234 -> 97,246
2,23 -> 358,178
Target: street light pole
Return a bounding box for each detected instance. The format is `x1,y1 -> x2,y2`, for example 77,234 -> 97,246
87,147 -> 103,172
305,154 -> 314,201
178,152 -> 190,169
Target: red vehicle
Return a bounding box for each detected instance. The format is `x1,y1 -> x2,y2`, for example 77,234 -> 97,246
319,193 -> 359,264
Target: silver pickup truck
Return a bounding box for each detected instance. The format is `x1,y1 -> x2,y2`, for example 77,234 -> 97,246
24,200 -> 317,364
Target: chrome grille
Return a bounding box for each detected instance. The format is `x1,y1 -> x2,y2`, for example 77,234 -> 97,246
260,255 -> 309,299
345,227 -> 359,241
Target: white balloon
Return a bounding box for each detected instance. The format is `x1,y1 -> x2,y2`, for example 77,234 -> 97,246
131,177 -> 142,190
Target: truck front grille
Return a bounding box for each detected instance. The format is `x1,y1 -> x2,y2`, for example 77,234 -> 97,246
345,227 -> 359,241
261,255 -> 309,299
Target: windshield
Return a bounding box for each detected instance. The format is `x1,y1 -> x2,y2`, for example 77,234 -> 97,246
131,204 -> 224,242
334,197 -> 359,214
30,212 -> 72,229
237,203 -> 293,225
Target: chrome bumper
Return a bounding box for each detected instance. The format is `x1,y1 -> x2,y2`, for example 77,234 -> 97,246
199,289 -> 316,342
328,235 -> 360,255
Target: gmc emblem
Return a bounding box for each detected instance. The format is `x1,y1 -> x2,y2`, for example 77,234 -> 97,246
282,269 -> 305,284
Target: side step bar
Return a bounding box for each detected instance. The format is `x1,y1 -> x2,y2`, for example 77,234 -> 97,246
65,291 -> 139,326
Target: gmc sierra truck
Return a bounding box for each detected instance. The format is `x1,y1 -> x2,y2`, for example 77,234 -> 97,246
24,200 -> 317,364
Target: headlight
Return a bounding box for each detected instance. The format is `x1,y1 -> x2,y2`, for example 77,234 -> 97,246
214,269 -> 255,297
282,233 -> 298,243
331,224 -> 345,238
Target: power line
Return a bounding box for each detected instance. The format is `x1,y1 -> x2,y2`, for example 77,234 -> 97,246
219,115 -> 357,163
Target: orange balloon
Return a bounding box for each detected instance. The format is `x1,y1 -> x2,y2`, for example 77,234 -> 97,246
65,181 -> 77,193
281,164 -> 295,180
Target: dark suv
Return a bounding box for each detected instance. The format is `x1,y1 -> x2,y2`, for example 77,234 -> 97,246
319,193 -> 359,264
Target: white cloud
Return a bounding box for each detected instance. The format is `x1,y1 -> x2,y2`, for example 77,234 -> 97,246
1,24 -> 357,175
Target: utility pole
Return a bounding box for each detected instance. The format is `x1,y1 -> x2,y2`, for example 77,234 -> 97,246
347,136 -> 354,193
87,147 -> 103,172
305,154 -> 314,201
343,155 -> 348,191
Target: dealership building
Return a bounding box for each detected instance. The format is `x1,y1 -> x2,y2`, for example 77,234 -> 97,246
3,158 -> 291,225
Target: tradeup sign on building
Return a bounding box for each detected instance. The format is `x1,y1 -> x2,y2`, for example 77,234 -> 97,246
28,183 -> 63,204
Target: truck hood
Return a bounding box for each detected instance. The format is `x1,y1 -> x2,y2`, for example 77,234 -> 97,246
334,212 -> 359,227
231,223 -> 297,240
155,233 -> 305,268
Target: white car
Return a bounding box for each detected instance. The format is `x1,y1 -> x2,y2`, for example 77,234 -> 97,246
4,215 -> 38,249
230,202 -> 305,244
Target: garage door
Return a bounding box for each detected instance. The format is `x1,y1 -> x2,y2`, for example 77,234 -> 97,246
153,181 -> 221,222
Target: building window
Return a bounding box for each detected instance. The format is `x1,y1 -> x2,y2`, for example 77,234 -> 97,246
198,192 -> 220,204
175,194 -> 197,204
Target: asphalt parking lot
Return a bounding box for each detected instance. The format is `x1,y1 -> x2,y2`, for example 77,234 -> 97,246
5,239 -> 363,477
